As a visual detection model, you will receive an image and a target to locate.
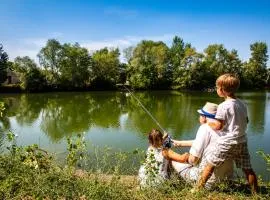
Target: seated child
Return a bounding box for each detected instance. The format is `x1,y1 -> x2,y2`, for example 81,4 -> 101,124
162,102 -> 234,189
138,129 -> 171,187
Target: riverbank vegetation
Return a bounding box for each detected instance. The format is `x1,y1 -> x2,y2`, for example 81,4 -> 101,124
0,103 -> 269,199
0,130 -> 270,199
0,37 -> 269,92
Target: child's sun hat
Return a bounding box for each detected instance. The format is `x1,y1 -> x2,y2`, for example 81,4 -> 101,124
197,102 -> 218,119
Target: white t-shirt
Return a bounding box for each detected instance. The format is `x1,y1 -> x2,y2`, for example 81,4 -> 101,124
138,146 -> 170,187
191,124 -> 233,184
173,123 -> 234,188
215,98 -> 248,144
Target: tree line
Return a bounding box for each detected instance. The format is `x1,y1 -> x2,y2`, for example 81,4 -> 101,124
0,36 -> 269,92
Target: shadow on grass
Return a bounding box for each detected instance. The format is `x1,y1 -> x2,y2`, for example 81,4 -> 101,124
214,180 -> 270,197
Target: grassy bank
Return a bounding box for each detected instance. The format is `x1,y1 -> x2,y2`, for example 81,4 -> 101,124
1,154 -> 270,200
0,138 -> 269,200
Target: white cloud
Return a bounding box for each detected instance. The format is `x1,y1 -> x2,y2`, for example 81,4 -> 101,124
5,34 -> 175,63
81,34 -> 174,62
5,32 -> 63,62
81,34 -> 174,52
5,38 -> 47,64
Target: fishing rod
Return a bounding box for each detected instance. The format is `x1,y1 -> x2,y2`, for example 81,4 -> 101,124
123,85 -> 167,134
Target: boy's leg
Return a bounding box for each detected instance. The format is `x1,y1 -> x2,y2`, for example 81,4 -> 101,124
196,141 -> 232,189
162,149 -> 189,163
197,163 -> 215,188
242,168 -> 258,193
235,142 -> 258,193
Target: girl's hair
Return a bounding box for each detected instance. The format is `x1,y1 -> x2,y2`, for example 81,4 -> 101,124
148,129 -> 163,148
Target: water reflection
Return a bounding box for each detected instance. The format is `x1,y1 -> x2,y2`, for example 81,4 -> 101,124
0,91 -> 268,141
0,91 -> 269,179
238,92 -> 266,135
40,93 -> 95,141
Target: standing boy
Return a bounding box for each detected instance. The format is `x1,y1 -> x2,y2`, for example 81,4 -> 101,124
197,74 -> 258,193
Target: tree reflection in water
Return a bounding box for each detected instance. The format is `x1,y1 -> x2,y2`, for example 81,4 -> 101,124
0,91 -> 268,142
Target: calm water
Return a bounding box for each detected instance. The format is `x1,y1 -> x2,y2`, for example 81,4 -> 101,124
0,91 -> 269,179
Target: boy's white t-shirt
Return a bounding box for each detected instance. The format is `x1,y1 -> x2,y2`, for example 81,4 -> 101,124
215,98 -> 248,144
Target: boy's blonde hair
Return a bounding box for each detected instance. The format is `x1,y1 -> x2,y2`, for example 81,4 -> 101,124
216,73 -> 240,95
148,129 -> 163,148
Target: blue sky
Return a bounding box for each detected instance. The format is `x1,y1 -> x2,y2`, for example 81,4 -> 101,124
1,0 -> 270,64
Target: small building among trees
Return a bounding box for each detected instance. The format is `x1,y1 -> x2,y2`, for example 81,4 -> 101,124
3,68 -> 20,85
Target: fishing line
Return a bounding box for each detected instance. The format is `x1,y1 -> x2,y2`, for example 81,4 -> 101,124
123,86 -> 167,133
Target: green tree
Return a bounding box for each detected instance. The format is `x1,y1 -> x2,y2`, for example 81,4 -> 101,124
0,44 -> 8,84
91,48 -> 120,89
266,68 -> 270,87
14,56 -> 46,91
38,39 -> 63,86
14,56 -> 37,73
127,40 -> 170,89
203,44 -> 242,77
60,43 -> 92,88
170,36 -> 185,70
171,39 -> 203,89
123,46 -> 134,64
242,42 -> 268,88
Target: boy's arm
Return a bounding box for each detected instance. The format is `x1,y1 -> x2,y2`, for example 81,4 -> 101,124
172,140 -> 193,147
208,119 -> 224,130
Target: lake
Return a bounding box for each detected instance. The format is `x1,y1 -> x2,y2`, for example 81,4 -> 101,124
0,91 -> 269,180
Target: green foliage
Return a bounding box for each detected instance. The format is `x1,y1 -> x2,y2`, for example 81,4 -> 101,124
0,101 -> 9,135
5,131 -> 52,170
0,44 -> 8,84
128,40 -> 170,89
250,42 -> 269,67
66,133 -> 87,170
2,38 -> 269,91
88,146 -> 144,175
123,46 -> 134,64
143,148 -> 161,186
257,150 -> 270,172
171,37 -> 205,89
267,68 -> 270,86
13,56 -> 37,73
91,48 -> 121,89
14,56 -> 47,91
0,133 -> 269,199
0,101 -> 5,118
38,39 -> 63,86
203,44 -> 242,78
22,67 -> 47,92
60,43 -> 92,88
170,36 -> 185,70
242,42 -> 268,88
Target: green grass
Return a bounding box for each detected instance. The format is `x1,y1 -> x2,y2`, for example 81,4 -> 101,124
0,131 -> 269,199
0,151 -> 269,200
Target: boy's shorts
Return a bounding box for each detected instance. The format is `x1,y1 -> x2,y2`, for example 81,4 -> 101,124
206,141 -> 252,169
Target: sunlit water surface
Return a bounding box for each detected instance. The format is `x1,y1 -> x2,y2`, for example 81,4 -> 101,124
0,91 -> 269,180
